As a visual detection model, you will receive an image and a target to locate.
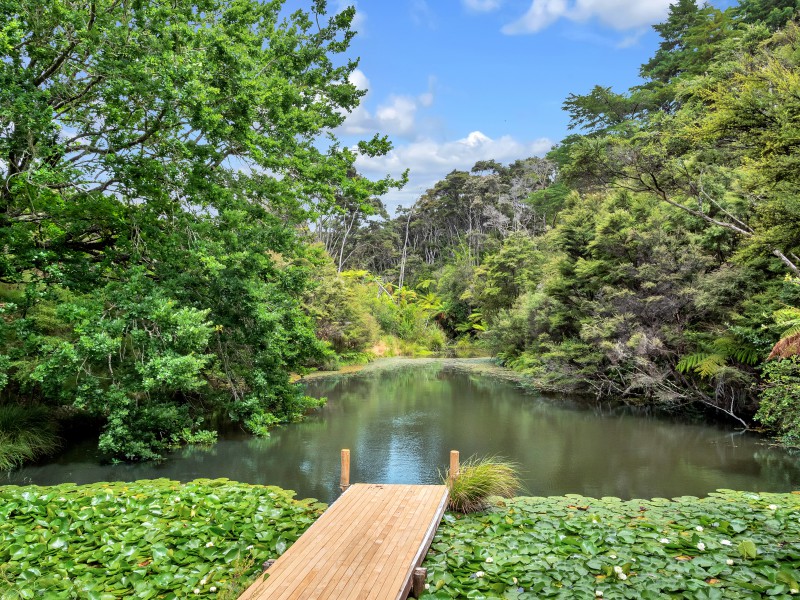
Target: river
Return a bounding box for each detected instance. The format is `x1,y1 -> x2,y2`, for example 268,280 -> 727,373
4,359 -> 799,503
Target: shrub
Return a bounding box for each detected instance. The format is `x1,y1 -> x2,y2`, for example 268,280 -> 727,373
756,356 -> 800,447
444,456 -> 522,513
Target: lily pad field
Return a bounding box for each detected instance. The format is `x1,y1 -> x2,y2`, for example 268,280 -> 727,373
0,479 -> 324,599
2,480 -> 800,599
421,491 -> 800,599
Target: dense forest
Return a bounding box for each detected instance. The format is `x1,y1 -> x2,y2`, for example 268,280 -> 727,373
1,0 -> 800,467
310,0 -> 800,442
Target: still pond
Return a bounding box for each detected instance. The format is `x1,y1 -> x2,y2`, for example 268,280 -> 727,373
5,359 -> 799,503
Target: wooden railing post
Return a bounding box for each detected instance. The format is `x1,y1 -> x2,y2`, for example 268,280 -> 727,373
448,450 -> 459,486
411,567 -> 427,598
340,448 -> 350,492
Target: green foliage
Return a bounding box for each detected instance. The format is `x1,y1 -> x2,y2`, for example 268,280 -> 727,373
422,491 -> 800,598
0,404 -> 59,470
305,255 -> 380,357
445,456 -> 522,514
0,479 -> 325,598
0,0 -> 399,461
756,357 -> 800,446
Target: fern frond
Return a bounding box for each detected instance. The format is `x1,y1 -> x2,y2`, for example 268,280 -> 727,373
779,323 -> 800,339
773,307 -> 800,325
768,331 -> 800,360
677,352 -> 726,378
695,354 -> 726,378
676,352 -> 710,373
731,346 -> 761,365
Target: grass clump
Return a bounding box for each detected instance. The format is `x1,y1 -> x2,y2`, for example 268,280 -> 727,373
444,455 -> 521,513
0,404 -> 60,470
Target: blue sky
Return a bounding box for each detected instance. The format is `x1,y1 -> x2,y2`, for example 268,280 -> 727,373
326,0 -> 726,213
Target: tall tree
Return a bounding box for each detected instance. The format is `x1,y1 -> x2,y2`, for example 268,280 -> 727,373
0,0 -> 399,459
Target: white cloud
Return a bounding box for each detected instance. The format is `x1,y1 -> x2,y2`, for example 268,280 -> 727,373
339,71 -> 435,139
502,0 -> 673,34
356,131 -> 555,212
349,68 -> 370,92
462,0 -> 503,12
411,0 -> 437,29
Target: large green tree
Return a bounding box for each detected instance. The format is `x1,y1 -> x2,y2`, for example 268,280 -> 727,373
0,0 -> 399,459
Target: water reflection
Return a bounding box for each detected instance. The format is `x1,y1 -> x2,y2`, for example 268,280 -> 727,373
5,360 -> 800,503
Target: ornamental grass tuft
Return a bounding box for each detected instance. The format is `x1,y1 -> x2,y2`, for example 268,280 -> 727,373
444,455 -> 522,513
0,404 -> 60,471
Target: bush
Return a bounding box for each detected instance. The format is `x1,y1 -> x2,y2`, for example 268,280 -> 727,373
444,456 -> 522,513
756,356 -> 800,447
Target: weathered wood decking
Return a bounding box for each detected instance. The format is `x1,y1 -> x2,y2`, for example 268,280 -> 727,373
238,483 -> 449,600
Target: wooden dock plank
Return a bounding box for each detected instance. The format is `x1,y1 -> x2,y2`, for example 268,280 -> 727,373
359,486 -> 435,599
239,484 -> 449,600
316,485 -> 414,600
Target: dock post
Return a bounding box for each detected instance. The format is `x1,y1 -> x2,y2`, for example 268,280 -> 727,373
411,567 -> 427,598
448,450 -> 459,486
340,448 -> 350,492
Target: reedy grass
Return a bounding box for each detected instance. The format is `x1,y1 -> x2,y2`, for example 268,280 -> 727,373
443,455 -> 522,513
0,404 -> 60,470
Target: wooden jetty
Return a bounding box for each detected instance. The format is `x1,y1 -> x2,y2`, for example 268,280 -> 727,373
238,450 -> 455,600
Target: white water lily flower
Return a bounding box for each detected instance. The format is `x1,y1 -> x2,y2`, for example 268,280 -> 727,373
210,587 -> 217,592
475,571 -> 485,578
174,496 -> 181,502
200,578 -> 207,586
726,559 -> 734,565
425,584 -> 430,590
246,545 -> 254,550
659,538 -> 670,543
720,539 -> 732,546
697,542 -> 706,551
485,557 -> 494,563
618,573 -> 627,581
193,589 -> 200,595
696,526 -> 704,532
769,504 -> 778,510
609,554 -> 617,559
613,566 -> 623,574
512,577 -> 518,585
595,591 -> 603,598
790,588 -> 798,594
205,541 -> 214,548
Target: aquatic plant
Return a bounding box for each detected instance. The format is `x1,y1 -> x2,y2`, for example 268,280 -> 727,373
445,455 -> 522,513
421,490 -> 800,598
0,478 -> 325,598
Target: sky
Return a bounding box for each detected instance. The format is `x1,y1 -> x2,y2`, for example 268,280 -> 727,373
324,0 -> 727,213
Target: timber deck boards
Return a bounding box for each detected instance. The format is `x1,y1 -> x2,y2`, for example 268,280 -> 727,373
238,483 -> 449,600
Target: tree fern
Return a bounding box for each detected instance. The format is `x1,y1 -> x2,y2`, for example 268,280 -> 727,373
768,307 -> 800,359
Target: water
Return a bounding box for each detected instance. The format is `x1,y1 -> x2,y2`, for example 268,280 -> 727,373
5,359 -> 800,503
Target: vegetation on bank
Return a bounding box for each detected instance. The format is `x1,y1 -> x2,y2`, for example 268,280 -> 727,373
421,490 -> 800,599
0,479 -> 325,599
314,0 -> 800,447
3,0 -> 800,471
0,0 -> 402,464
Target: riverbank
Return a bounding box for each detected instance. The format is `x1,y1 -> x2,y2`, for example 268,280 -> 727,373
2,479 -> 798,598
296,356 -> 527,384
